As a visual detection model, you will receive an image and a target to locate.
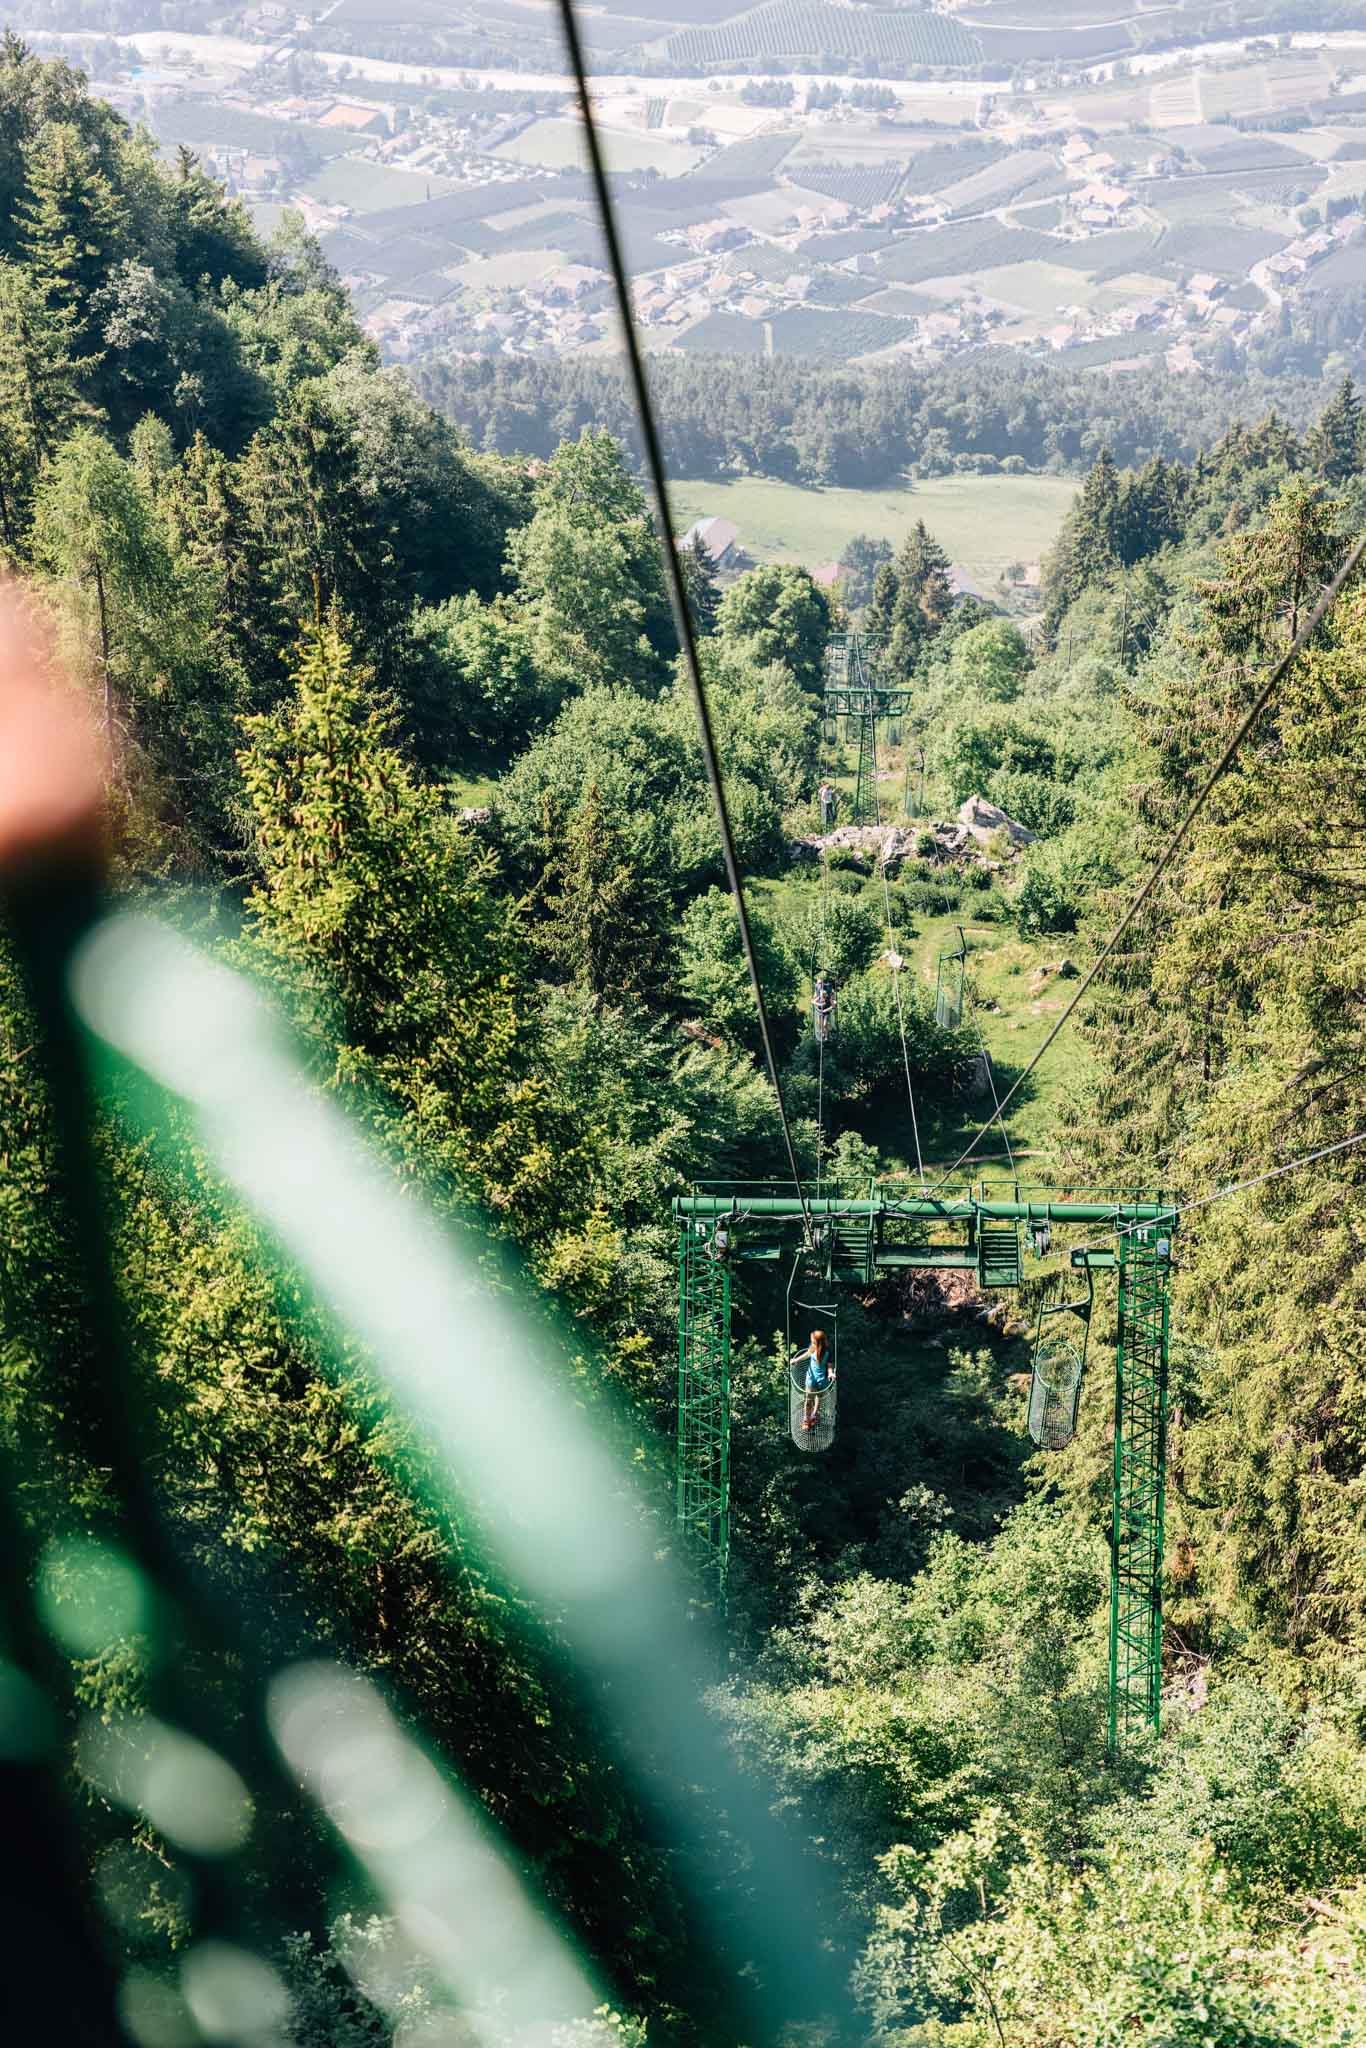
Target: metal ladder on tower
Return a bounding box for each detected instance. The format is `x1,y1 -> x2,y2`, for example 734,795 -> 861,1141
1108,1227 -> 1171,1749
676,1226 -> 732,1597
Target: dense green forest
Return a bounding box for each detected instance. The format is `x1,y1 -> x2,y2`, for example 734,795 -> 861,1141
1,36 -> 1365,2045
411,351 -> 1336,491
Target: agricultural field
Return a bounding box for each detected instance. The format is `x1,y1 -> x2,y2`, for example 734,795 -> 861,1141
705,133 -> 800,181
766,306 -> 912,359
787,164 -> 905,210
1045,229 -> 1166,275
1196,62 -> 1272,122
448,248 -> 562,292
668,474 -> 1077,589
1155,220 -> 1287,276
493,119 -> 704,176
673,311 -> 769,354
1302,235 -> 1366,292
959,260 -> 1164,322
1053,331 -> 1170,368
806,269 -> 885,307
858,286 -> 946,318
900,138 -> 1007,197
876,221 -> 1058,286
151,103 -> 358,158
666,3 -> 983,68
302,158 -> 457,212
933,149 -> 1061,218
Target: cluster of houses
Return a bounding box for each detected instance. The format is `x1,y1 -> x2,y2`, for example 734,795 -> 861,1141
70,41 -> 1366,375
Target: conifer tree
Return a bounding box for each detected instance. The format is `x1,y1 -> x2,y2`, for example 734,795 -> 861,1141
866,558 -> 899,649
885,520 -> 953,676
19,119 -> 123,353
0,257 -> 92,545
680,530 -> 720,637
1307,373 -> 1363,484
240,614 -> 587,1234
1043,445 -> 1122,638
535,780 -> 667,1003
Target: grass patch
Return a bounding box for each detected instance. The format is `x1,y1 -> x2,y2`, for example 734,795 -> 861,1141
669,474 -> 1077,587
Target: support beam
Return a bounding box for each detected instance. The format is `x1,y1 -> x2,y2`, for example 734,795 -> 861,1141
674,1194 -> 1176,1228
677,1226 -> 731,1599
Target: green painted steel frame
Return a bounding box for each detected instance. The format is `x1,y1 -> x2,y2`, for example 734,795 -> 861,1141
823,632 -> 911,830
675,1189 -> 1176,1748
1109,1227 -> 1171,1750
677,1224 -> 732,1598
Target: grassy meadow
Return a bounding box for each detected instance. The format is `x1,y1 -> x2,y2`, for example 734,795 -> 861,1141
672,472 -> 1077,584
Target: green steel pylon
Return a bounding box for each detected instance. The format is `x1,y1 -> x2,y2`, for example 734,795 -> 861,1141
676,1225 -> 731,1596
852,707 -> 878,826
1108,1226 -> 1172,1750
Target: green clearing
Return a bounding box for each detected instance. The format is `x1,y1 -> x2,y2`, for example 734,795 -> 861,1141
745,868 -> 1089,1175
302,157 -> 456,211
671,473 -> 1077,585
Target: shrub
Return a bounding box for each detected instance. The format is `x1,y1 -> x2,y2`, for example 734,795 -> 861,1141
787,889 -> 883,983
1015,849 -> 1081,936
988,769 -> 1077,838
902,879 -> 962,914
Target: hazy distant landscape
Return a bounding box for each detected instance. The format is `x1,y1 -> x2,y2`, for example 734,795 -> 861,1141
34,3 -> 1366,393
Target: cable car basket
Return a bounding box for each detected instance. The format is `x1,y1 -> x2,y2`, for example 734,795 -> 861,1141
788,1357 -> 837,1453
1027,1332 -> 1085,1451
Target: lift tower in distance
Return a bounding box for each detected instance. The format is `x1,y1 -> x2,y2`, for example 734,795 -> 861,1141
824,632 -> 913,828
674,1186 -> 1176,1754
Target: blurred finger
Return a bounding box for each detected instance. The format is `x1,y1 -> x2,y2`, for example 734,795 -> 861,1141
0,582 -> 108,879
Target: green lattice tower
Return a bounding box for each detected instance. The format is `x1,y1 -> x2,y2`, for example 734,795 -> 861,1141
677,1226 -> 732,1594
1108,1228 -> 1172,1750
852,706 -> 878,826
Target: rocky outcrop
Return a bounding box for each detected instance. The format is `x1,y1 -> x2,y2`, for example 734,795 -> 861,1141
957,793 -> 1036,847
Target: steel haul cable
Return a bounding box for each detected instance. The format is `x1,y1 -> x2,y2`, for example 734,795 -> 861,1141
927,525 -> 1366,1197
553,0 -> 815,1248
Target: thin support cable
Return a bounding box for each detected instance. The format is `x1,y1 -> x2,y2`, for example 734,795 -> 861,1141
816,1031 -> 825,1205
928,527 -> 1366,1196
554,0 -> 815,1249
869,690 -> 926,1188
928,851 -> 1025,1180
975,1020 -> 1015,1177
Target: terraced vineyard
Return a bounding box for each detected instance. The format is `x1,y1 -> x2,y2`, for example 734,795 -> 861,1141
667,4 -> 982,67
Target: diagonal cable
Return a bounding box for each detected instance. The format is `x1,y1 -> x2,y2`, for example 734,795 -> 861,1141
927,527 -> 1366,1196
1078,1127 -> 1366,1252
553,0 -> 815,1245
